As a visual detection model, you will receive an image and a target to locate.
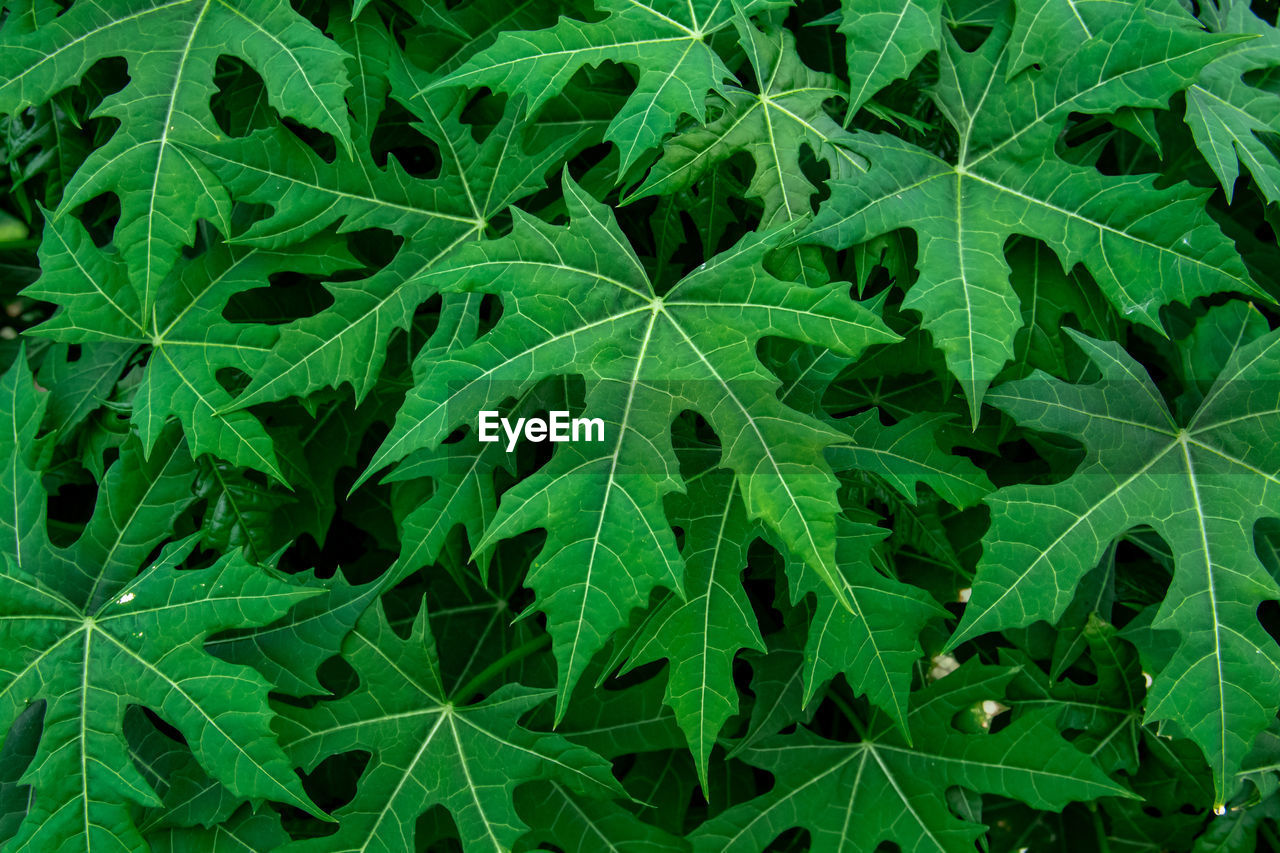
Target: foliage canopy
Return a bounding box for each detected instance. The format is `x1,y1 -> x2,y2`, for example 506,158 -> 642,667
4,0 -> 1280,850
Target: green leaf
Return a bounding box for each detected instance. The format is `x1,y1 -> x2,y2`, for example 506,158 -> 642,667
826,408 -> 993,509
25,219 -> 359,481
435,0 -> 788,172
614,471 -> 765,792
777,512 -> 944,732
1186,0 -> 1280,204
0,0 -> 353,320
515,780 -> 690,853
36,342 -> 134,437
841,0 -> 943,119
1,539 -> 326,851
0,348 -> 52,573
628,15 -> 865,230
148,806 -> 291,853
803,9 -> 1256,422
951,304 -> 1280,807
278,602 -> 622,853
360,173 -> 898,715
211,44 -> 588,408
690,663 -> 1133,852
204,568 -> 380,698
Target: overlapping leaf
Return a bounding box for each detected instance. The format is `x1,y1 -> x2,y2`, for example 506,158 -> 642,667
359,173 -> 898,714
211,22 -> 589,409
277,602 -> 621,853
6,0 -> 1280,848
613,472 -> 766,791
628,15 -> 865,230
25,222 -> 357,481
690,664 -> 1132,852
0,355 -> 325,852
840,0 -> 943,120
802,8 -> 1256,421
951,303 -> 1280,806
0,0 -> 352,320
435,0 -> 791,172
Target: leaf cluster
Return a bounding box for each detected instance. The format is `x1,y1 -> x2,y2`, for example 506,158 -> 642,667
4,0 -> 1280,850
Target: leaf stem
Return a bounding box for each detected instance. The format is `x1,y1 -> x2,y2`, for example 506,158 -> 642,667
451,633 -> 551,703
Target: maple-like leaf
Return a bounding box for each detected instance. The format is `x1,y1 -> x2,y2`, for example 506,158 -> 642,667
776,511 -> 943,731
0,0 -> 353,321
950,303 -> 1280,807
277,602 -> 622,853
0,351 -> 325,852
628,15 -> 864,230
7,1 -> 1280,848
839,0 -> 943,120
1008,0 -> 1280,205
24,220 -> 358,481
434,0 -> 791,173
1185,0 -> 1280,204
627,11 -> 869,285
690,663 -> 1132,852
209,24 -> 589,409
358,172 -> 898,715
613,471 -> 766,792
802,7 -> 1256,422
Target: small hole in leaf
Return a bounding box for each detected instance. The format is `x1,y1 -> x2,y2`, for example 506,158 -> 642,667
1255,517 -> 1280,582
346,227 -> 403,271
744,540 -> 787,636
299,749 -> 370,817
139,706 -> 186,745
370,101 -> 442,179
477,293 -> 503,337
1060,663 -> 1099,687
282,117 -> 336,164
73,192 -> 120,248
215,367 -> 252,395
46,479 -> 97,544
1255,216 -> 1277,245
611,753 -> 637,779
458,88 -> 505,141
609,659 -> 667,689
1258,600 -> 1280,647
222,271 -> 335,325
415,805 -> 463,852
79,55 -> 129,101
210,56 -> 270,137
798,142 -> 831,213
